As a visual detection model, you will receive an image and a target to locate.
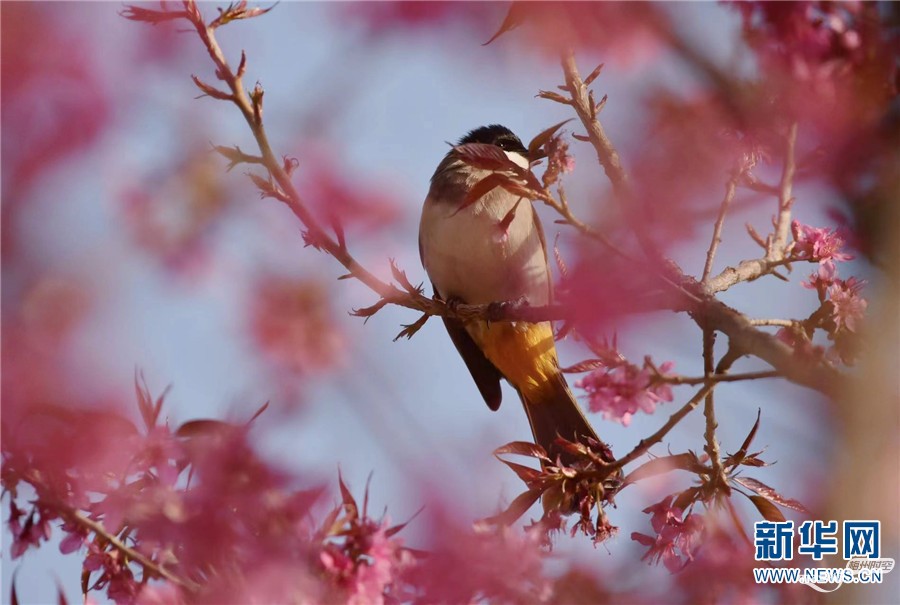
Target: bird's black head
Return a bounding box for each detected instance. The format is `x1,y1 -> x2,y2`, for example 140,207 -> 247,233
458,124 -> 527,154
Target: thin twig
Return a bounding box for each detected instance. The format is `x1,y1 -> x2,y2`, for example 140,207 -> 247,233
748,319 -> 794,328
704,125 -> 799,294
702,172 -> 740,284
660,370 -> 780,386
767,123 -> 799,261
68,511 -> 199,592
702,328 -> 728,491
612,380 -> 719,471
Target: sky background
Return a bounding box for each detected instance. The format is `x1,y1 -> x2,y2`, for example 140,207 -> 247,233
2,2 -> 892,604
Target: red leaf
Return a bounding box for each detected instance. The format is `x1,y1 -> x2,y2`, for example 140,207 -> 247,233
56,582 -> 68,605
337,470 -> 358,520
120,5 -> 189,24
246,400 -> 270,425
623,453 -> 703,486
527,118 -> 574,158
10,570 -> 19,605
385,505 -> 424,538
559,359 -> 607,373
483,1 -> 529,45
748,495 -> 786,522
494,441 -> 550,462
734,477 -> 808,513
500,460 -> 543,486
452,142 -> 519,172
726,408 -> 762,468
479,489 -> 542,527
457,173 -> 514,212
672,487 -> 701,512
175,419 -> 238,439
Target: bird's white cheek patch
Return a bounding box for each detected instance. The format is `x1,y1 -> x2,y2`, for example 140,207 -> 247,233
504,150 -> 530,170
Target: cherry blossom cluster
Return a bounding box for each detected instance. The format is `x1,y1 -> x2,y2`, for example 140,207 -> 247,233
574,358 -> 676,426
3,380 -> 567,604
783,219 -> 867,364
631,495 -> 705,574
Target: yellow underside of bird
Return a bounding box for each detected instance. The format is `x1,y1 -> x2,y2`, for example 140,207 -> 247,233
468,320 -> 558,399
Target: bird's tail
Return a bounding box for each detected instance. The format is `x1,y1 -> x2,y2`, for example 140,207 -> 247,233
519,371 -> 601,466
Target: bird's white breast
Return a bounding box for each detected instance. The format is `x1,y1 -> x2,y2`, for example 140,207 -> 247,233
419,164 -> 550,307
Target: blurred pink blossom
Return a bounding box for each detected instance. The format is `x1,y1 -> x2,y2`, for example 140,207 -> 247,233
575,361 -> 675,426
827,277 -> 867,333
631,495 -> 705,574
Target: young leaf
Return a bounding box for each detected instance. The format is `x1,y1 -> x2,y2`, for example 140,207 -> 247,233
452,142 -> 519,172
499,459 -> 543,486
455,173 -> 515,214
672,487 -> 701,512
385,505 -> 424,538
734,477 -> 808,513
623,453 -> 704,486
176,419 -> 238,439
246,400 -> 270,425
527,118 -> 574,159
483,1 -> 528,46
337,470 -> 358,520
479,489 -> 542,527
120,5 -> 189,24
725,408 -> 761,468
10,570 -> 19,605
494,441 -> 550,462
747,495 -> 786,523
559,359 -> 606,374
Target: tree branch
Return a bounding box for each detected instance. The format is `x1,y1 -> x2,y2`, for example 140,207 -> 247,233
68,511 -> 199,592
702,170 -> 740,284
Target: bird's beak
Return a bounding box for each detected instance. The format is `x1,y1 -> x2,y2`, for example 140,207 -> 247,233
528,148 -> 547,163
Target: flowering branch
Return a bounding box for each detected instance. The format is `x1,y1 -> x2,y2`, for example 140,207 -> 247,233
705,125 -> 799,294
702,328 -> 728,495
657,369 -> 780,386
65,511 -> 200,593
613,344 -> 740,472
555,52 -> 846,398
701,168 -> 741,284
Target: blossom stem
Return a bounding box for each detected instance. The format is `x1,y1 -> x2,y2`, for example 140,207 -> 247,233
702,328 -> 728,491
67,511 -> 199,592
748,319 -> 795,327
702,170 -> 740,284
660,370 -> 780,386
612,380 -> 718,471
768,123 -> 799,262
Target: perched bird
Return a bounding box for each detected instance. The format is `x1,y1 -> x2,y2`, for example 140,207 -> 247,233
419,124 -> 599,464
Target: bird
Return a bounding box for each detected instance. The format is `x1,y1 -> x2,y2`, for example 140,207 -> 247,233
419,124 -> 600,466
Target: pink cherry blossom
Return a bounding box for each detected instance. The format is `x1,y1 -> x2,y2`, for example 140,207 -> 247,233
791,220 -> 853,270
575,361 -> 675,426
828,277 -> 867,333
631,495 -> 705,573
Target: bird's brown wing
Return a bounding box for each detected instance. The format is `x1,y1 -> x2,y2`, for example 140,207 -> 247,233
441,315 -> 503,411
